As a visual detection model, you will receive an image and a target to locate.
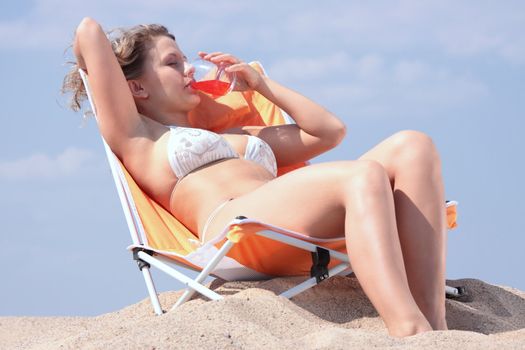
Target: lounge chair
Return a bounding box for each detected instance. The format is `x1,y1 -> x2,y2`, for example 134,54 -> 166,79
78,65 -> 463,315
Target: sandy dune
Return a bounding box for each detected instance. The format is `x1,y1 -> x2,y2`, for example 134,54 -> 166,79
1,276 -> 524,349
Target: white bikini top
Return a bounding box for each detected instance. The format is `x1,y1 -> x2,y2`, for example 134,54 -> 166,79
167,126 -> 277,180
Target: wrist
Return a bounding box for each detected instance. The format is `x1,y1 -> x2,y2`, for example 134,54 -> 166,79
253,75 -> 269,93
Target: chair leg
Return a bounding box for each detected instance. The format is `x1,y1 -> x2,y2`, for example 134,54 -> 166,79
141,266 -> 163,315
137,251 -> 223,302
172,239 -> 236,310
445,285 -> 470,302
280,263 -> 350,299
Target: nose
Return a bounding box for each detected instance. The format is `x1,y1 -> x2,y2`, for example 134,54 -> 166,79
184,61 -> 195,78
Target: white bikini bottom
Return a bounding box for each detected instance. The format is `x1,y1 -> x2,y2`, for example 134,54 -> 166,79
200,198 -> 233,243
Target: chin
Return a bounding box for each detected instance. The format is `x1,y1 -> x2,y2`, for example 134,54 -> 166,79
183,94 -> 201,112
189,94 -> 201,107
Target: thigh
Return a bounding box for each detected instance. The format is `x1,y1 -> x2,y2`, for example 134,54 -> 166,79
203,161 -> 358,242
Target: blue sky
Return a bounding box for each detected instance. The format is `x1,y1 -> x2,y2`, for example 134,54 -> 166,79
1,1 -> 524,316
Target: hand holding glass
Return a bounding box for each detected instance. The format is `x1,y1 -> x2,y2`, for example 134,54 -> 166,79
190,58 -> 236,97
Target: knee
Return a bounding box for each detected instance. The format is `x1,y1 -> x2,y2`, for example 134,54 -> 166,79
390,130 -> 441,172
344,160 -> 390,195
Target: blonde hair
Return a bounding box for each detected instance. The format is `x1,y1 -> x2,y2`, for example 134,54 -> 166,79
62,24 -> 175,111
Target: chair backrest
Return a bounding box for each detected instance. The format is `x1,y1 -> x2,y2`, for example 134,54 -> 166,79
78,63 -> 307,255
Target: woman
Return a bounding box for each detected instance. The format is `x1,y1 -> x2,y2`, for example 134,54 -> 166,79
63,17 -> 448,337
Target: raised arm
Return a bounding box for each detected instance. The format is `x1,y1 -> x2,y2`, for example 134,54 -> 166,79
73,17 -> 142,156
251,75 -> 347,163
202,52 -> 347,166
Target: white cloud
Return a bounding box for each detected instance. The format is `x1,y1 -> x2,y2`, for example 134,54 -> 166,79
0,147 -> 101,180
278,2 -> 525,65
500,41 -> 525,65
1,1 -> 523,65
430,3 -> 525,64
268,53 -> 386,83
0,0 -> 259,50
270,53 -> 488,120
354,55 -> 385,81
0,18 -> 67,50
0,1 -> 508,121
268,52 -> 350,82
394,60 -> 427,84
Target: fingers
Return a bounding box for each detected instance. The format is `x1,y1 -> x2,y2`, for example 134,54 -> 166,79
197,52 -> 261,90
225,62 -> 262,91
199,51 -> 241,65
224,62 -> 249,72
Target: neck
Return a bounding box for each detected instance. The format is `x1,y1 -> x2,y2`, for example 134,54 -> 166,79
139,106 -> 191,127
163,112 -> 191,127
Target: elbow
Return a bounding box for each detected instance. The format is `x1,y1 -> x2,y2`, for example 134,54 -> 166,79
325,119 -> 346,149
77,17 -> 101,32
335,121 -> 347,145
75,17 -> 103,44
319,125 -> 345,150
74,18 -> 104,68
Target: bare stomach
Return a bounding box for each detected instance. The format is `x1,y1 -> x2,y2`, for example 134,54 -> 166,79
168,158 -> 275,237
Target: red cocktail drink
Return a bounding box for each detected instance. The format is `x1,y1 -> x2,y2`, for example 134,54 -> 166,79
190,80 -> 232,96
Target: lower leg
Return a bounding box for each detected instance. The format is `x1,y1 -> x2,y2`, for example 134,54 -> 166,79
359,131 -> 448,330
344,162 -> 431,337
393,177 -> 447,330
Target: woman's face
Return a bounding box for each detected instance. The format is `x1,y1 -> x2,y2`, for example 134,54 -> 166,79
139,36 -> 200,115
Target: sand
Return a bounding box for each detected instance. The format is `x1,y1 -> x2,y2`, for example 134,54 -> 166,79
1,276 -> 524,349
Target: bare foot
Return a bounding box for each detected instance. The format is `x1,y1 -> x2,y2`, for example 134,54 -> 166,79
388,319 -> 433,338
